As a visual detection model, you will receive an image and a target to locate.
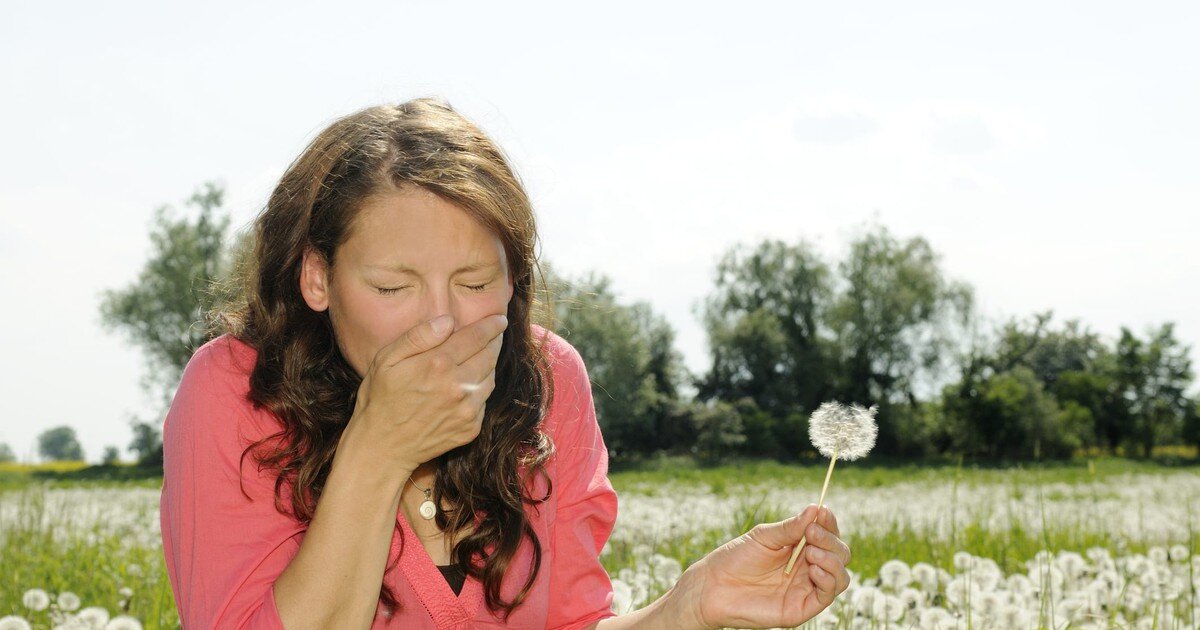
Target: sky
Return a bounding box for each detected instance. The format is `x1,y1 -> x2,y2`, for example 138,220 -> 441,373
1,1 -> 1197,462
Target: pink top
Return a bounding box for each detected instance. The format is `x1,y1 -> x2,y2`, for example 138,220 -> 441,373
160,324 -> 620,629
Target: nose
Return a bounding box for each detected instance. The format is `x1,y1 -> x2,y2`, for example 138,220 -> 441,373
421,282 -> 460,331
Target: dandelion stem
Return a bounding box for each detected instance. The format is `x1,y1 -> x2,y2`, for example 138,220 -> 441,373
784,446 -> 839,575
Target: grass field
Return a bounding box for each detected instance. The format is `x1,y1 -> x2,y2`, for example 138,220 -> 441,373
1,456 -> 1198,629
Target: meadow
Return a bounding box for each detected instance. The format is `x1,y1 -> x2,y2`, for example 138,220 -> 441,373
1,456 -> 1197,629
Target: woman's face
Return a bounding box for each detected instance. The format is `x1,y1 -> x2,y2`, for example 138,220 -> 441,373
300,184 -> 514,378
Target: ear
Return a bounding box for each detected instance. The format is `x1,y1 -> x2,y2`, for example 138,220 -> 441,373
300,246 -> 332,312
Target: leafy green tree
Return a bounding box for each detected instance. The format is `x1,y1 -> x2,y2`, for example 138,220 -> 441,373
543,263 -> 690,457
1113,324 -> 1195,457
37,426 -> 84,462
129,416 -> 164,466
826,222 -> 975,454
830,222 -> 979,412
102,445 -> 121,465
696,238 -> 835,419
690,400 -> 747,463
98,182 -> 240,465
1182,398 -> 1200,456
986,312 -> 1118,451
0,442 -> 15,463
946,366 -> 1077,460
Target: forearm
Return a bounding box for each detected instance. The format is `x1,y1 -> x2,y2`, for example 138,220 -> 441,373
595,567 -> 710,630
272,427 -> 409,629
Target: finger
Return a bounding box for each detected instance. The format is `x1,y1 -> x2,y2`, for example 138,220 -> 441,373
749,504 -> 820,552
456,328 -> 505,382
808,563 -> 837,607
461,368 -> 497,410
804,522 -> 852,568
806,545 -> 847,596
442,313 -> 508,366
816,506 -> 840,538
378,314 -> 457,368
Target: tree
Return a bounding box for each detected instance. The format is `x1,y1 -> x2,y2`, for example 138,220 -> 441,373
37,426 -> 84,462
543,263 -> 690,457
696,238 -> 835,419
98,182 -> 240,465
129,417 -> 164,467
102,445 -> 121,465
0,442 -> 15,463
943,366 -> 1078,460
826,222 -> 975,425
1113,324 -> 1195,457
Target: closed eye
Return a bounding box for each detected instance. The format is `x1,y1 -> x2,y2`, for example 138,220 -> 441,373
377,284 -> 488,295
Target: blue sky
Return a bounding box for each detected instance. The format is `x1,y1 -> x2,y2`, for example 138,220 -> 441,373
2,1 -> 1197,461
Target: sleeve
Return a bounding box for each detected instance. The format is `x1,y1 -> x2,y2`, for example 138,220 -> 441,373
159,341 -> 307,630
543,334 -> 620,630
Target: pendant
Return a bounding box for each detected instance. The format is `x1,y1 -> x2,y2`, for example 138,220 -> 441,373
419,489 -> 437,520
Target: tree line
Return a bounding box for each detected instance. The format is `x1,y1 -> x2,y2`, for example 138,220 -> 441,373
5,182 -> 1194,465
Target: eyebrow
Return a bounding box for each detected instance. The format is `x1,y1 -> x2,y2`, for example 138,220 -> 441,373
365,261 -> 500,274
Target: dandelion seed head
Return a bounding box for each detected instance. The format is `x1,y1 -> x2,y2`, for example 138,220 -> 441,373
102,616 -> 142,630
610,579 -> 633,615
21,590 -> 50,612
0,616 -> 33,630
807,401 -> 878,461
77,607 -> 110,629
57,592 -> 81,612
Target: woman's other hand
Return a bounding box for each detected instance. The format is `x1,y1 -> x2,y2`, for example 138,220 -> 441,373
676,503 -> 852,629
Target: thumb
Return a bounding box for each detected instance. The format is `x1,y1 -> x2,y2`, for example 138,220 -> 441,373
380,314 -> 455,368
750,504 -> 821,551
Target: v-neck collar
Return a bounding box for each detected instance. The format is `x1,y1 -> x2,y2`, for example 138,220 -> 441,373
394,511 -> 484,628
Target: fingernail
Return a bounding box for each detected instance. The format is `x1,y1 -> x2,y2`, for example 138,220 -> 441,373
431,315 -> 453,335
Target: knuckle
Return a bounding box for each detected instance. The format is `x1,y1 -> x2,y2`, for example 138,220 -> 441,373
428,353 -> 452,373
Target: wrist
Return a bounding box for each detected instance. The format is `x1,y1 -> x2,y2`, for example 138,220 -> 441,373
660,562 -> 710,630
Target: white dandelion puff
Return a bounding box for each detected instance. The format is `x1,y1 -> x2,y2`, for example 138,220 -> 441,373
0,616 -> 33,630
784,401 -> 878,575
57,592 -> 82,612
102,616 -> 143,630
22,589 -> 51,612
610,578 -> 633,615
808,401 -> 879,461
77,607 -> 110,629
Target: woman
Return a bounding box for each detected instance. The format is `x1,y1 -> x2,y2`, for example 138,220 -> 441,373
159,97 -> 852,629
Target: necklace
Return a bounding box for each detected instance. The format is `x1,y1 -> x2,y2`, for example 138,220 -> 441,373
407,474 -> 437,520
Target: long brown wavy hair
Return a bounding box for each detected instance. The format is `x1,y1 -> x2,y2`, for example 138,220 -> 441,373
205,97 -> 561,621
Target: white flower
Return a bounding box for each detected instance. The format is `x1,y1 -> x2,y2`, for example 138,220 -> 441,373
117,587 -> 133,599
0,616 -> 33,630
917,606 -> 953,629
102,616 -> 142,630
1168,544 -> 1189,563
911,562 -> 939,592
22,589 -> 50,611
879,559 -> 912,590
807,401 -> 878,460
77,608 -> 110,629
57,592 -> 82,612
610,578 -> 633,615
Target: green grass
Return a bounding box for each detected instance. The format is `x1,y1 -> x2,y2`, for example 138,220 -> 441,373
0,485 -> 179,629
608,452 -> 1200,494
3,455 -> 1199,628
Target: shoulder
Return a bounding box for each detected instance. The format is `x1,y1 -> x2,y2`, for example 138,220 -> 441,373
530,323 -> 591,404
184,333 -> 259,389
166,334 -> 281,450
